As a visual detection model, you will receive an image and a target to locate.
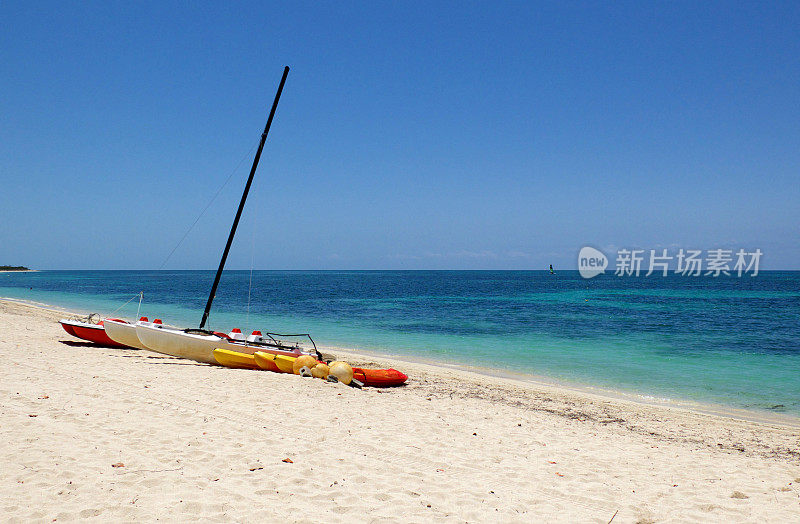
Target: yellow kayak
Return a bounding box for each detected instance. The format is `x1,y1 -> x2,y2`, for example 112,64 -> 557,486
254,351 -> 294,373
213,348 -> 260,369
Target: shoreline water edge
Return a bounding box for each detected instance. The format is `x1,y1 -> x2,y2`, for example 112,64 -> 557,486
7,293 -> 800,428
3,267 -> 800,422
4,293 -> 800,428
0,272 -> 800,424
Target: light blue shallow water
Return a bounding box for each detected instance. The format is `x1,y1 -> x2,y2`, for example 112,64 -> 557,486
2,270 -> 799,416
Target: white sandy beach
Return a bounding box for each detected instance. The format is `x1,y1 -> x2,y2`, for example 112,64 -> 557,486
1,298 -> 798,522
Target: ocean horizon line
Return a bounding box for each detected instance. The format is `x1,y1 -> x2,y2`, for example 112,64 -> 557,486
9,268 -> 800,273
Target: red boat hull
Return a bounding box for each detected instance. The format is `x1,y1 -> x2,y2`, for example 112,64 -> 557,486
60,322 -> 78,337
59,319 -> 131,348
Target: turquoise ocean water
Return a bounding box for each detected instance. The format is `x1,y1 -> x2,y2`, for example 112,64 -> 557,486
2,270 -> 799,417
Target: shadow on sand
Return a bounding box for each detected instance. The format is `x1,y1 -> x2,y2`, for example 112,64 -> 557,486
59,340 -> 138,350
111,353 -> 209,366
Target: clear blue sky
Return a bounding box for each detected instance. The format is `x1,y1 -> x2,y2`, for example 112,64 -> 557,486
2,1 -> 798,269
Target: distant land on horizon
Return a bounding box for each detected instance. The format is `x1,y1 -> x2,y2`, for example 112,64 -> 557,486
0,266 -> 31,271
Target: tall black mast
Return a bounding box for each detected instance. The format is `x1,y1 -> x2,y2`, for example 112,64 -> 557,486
199,66 -> 289,329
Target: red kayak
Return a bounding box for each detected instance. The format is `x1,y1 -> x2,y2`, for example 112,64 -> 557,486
59,317 -> 131,348
353,367 -> 408,387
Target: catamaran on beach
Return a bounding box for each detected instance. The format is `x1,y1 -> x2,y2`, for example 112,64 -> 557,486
54,68 -> 407,387
57,67 -> 321,365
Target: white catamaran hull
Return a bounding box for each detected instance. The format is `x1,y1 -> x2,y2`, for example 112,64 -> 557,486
134,322 -> 309,365
103,319 -> 150,350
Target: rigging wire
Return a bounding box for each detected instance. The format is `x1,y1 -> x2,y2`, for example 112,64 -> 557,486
108,292 -> 144,317
136,291 -> 143,319
157,139 -> 260,270
97,141 -> 259,320
98,141 -> 259,319
246,202 -> 256,333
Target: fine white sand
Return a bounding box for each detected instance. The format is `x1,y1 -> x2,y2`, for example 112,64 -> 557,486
1,298 -> 798,522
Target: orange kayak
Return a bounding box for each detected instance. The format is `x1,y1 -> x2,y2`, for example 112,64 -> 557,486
353,368 -> 407,387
